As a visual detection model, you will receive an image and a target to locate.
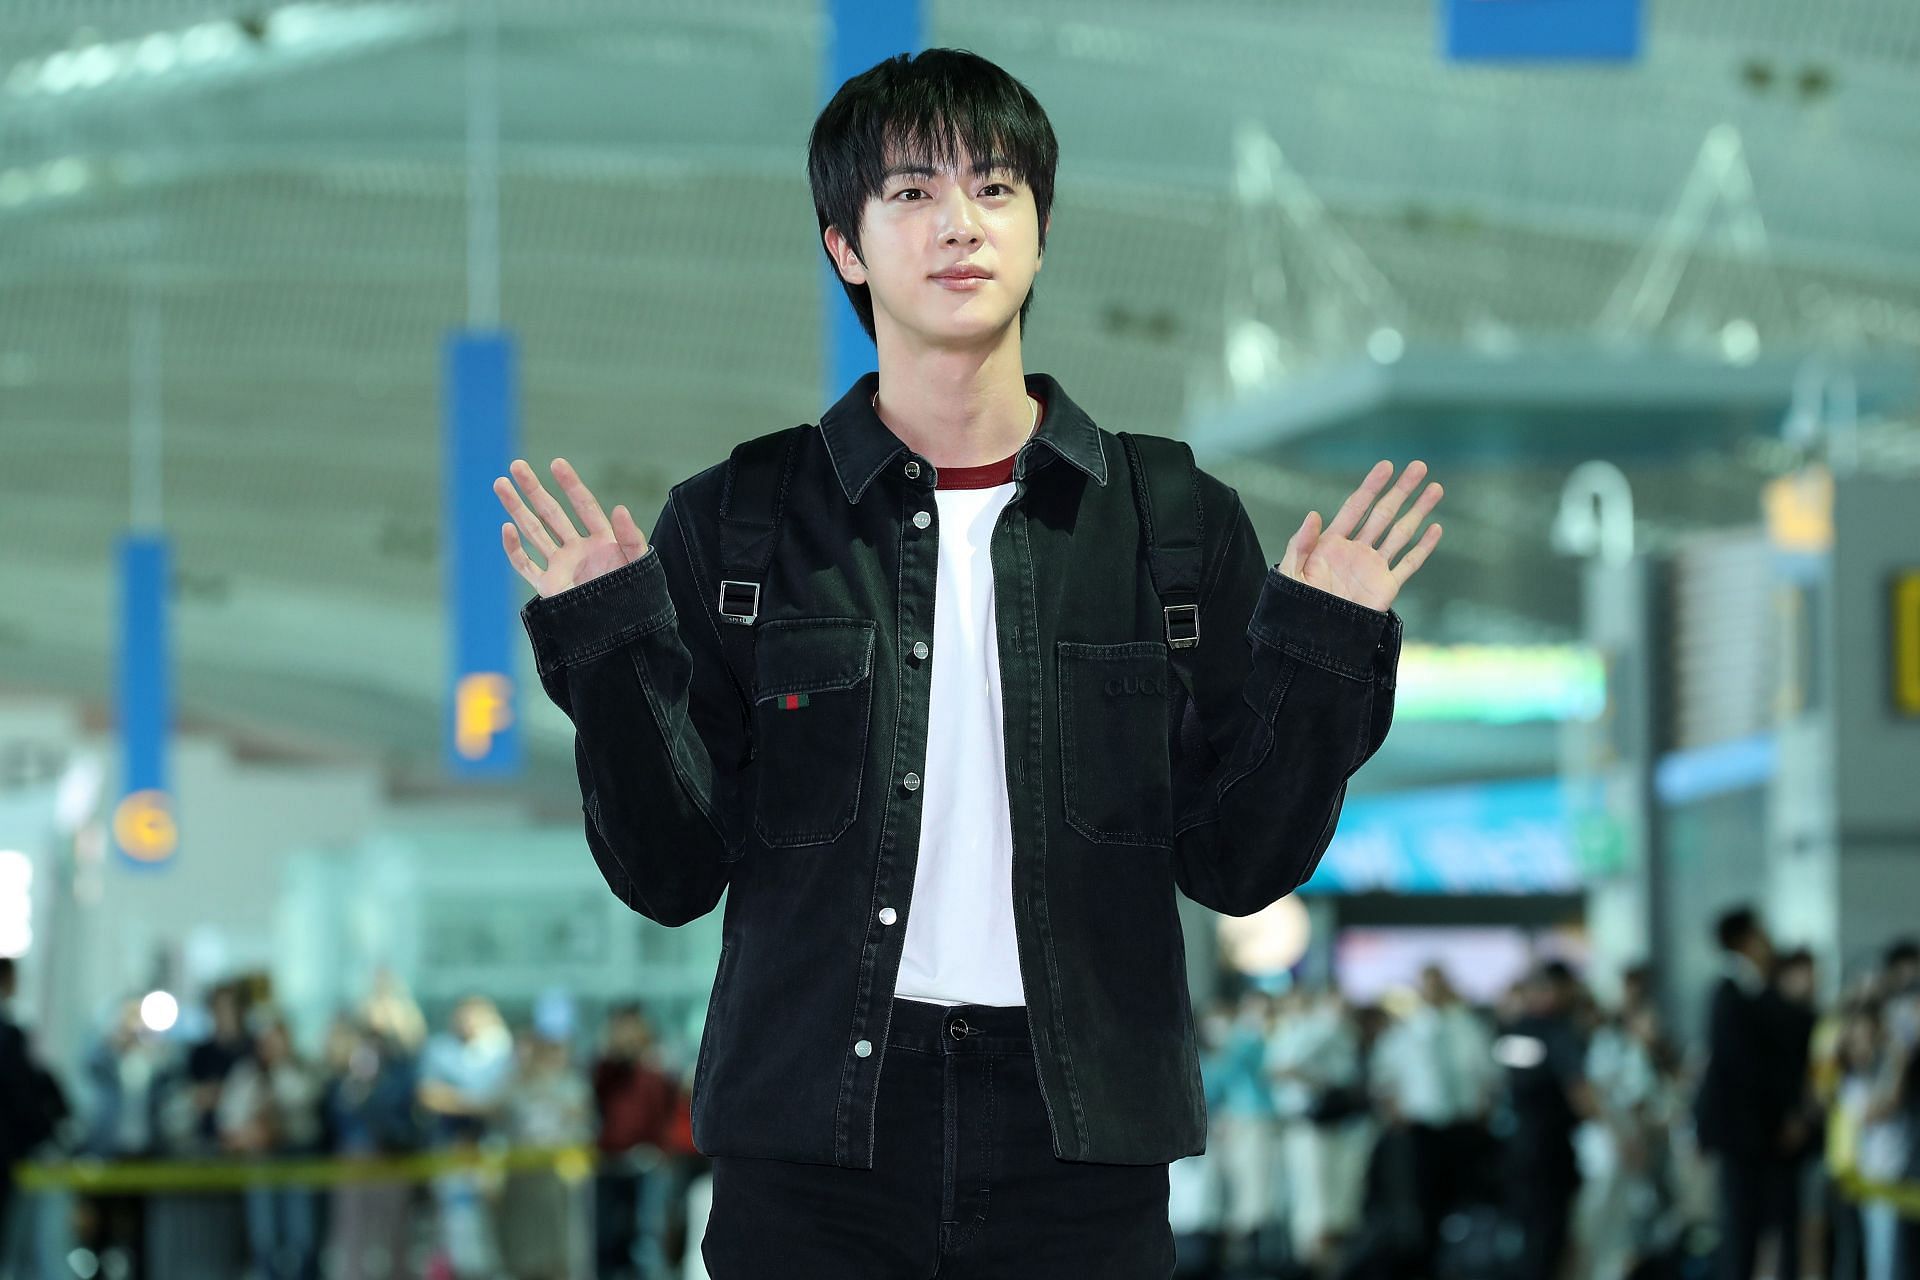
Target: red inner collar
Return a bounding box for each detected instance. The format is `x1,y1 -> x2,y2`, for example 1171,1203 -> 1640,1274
934,394 -> 1046,490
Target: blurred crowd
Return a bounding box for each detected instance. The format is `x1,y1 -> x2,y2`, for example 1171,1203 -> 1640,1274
0,962 -> 705,1280
1175,917 -> 1920,1280
4,914 -> 1919,1280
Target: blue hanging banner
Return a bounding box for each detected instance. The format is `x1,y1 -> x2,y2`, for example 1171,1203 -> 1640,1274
443,329 -> 523,778
114,532 -> 177,870
824,0 -> 925,398
1444,0 -> 1642,62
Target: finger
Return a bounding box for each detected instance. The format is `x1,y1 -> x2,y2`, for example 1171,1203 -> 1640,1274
1356,460 -> 1428,549
1278,511 -> 1320,580
1322,460 -> 1394,543
610,504 -> 648,562
1389,523 -> 1443,585
493,471 -> 559,558
1377,480 -> 1443,561
501,522 -> 545,588
511,458 -> 582,546
551,457 -> 610,538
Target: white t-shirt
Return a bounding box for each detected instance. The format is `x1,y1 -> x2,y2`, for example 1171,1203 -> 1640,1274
893,448 -> 1029,1009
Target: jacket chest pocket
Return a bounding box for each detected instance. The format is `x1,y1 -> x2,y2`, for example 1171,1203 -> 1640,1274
749,617 -> 877,848
1056,639 -> 1175,848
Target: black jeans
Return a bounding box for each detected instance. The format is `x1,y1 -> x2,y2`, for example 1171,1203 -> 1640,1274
700,996 -> 1175,1278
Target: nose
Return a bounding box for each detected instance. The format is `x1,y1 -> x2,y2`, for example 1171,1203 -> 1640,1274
938,186 -> 983,247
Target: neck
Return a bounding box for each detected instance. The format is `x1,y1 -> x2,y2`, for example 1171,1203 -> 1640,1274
870,327 -> 1034,469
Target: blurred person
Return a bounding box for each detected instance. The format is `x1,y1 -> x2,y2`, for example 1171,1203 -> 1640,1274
1879,940 -> 1920,1053
324,1014 -> 423,1280
360,970 -> 428,1059
143,982 -> 255,1279
1774,949 -> 1827,1280
77,998 -> 167,1279
1826,1002 -> 1907,1280
418,996 -> 513,1280
1694,907 -> 1809,1280
1269,986 -> 1370,1269
498,1028 -> 592,1280
1371,962 -> 1496,1267
1581,995 -> 1678,1280
501,41 -> 1438,1280
186,980 -> 256,1146
591,1003 -> 679,1280
1498,960 -> 1595,1280
1210,987 -> 1282,1268
0,957 -> 68,1272
218,1008 -> 325,1280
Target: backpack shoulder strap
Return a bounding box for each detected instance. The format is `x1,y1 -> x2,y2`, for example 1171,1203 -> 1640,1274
1116,431 -> 1204,700
714,425 -> 806,707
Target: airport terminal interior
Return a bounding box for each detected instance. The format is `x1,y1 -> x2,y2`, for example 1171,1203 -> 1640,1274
2,0 -> 1919,1277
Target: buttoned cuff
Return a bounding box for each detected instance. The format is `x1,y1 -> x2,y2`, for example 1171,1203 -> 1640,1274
520,547 -> 676,678
1246,567 -> 1401,685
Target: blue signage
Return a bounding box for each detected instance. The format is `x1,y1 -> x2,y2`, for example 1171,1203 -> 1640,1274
1444,0 -> 1642,62
115,533 -> 177,868
443,330 -> 523,778
824,0 -> 924,397
1302,775 -> 1585,895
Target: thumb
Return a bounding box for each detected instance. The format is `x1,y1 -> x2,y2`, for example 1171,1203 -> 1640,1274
610,505 -> 648,563
1278,511 -> 1319,580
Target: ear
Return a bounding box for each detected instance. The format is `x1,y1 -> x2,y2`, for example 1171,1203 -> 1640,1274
824,225 -> 867,286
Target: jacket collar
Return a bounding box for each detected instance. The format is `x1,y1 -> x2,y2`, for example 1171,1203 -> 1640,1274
817,369 -> 1109,504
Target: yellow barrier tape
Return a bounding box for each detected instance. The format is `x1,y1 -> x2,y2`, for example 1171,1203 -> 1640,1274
1836,1171 -> 1920,1221
14,1145 -> 600,1195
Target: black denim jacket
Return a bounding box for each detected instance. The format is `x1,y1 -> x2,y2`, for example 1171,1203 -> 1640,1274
520,370 -> 1403,1168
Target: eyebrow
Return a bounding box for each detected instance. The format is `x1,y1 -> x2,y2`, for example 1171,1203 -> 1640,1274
882,156 -> 1013,181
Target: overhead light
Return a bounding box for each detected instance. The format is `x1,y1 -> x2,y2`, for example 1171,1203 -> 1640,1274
140,990 -> 180,1033
0,850 -> 31,959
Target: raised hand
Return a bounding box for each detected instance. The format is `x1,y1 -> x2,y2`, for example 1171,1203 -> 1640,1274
494,457 -> 650,599
1276,459 -> 1443,613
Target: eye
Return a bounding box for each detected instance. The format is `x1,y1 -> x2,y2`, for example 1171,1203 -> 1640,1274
892,183 -> 1015,201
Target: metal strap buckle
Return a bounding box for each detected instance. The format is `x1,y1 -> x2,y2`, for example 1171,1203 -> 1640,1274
1164,602 -> 1200,649
717,579 -> 760,626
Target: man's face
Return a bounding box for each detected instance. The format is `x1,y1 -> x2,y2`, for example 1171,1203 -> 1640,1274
826,138 -> 1047,349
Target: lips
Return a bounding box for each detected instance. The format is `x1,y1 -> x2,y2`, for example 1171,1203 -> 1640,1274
931,267 -> 991,280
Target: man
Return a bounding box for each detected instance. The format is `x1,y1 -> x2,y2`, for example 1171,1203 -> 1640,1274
0,958 -> 33,1247
500,47 -> 1443,1277
590,1004 -> 680,1280
0,958 -> 65,1267
1499,961 -> 1593,1280
1374,963 -> 1496,1265
1694,906 -> 1807,1280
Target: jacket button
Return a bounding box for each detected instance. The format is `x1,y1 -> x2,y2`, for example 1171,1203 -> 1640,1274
902,772 -> 921,792
879,907 -> 897,925
912,510 -> 932,529
912,641 -> 929,660
904,461 -> 921,479
854,1039 -> 873,1058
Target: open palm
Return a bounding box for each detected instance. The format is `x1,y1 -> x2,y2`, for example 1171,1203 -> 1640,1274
1276,459 -> 1444,613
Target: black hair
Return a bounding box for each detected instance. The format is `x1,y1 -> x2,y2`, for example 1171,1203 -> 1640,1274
1716,905 -> 1761,953
0,956 -> 13,989
1777,947 -> 1814,972
1886,938 -> 1920,968
807,47 -> 1059,345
